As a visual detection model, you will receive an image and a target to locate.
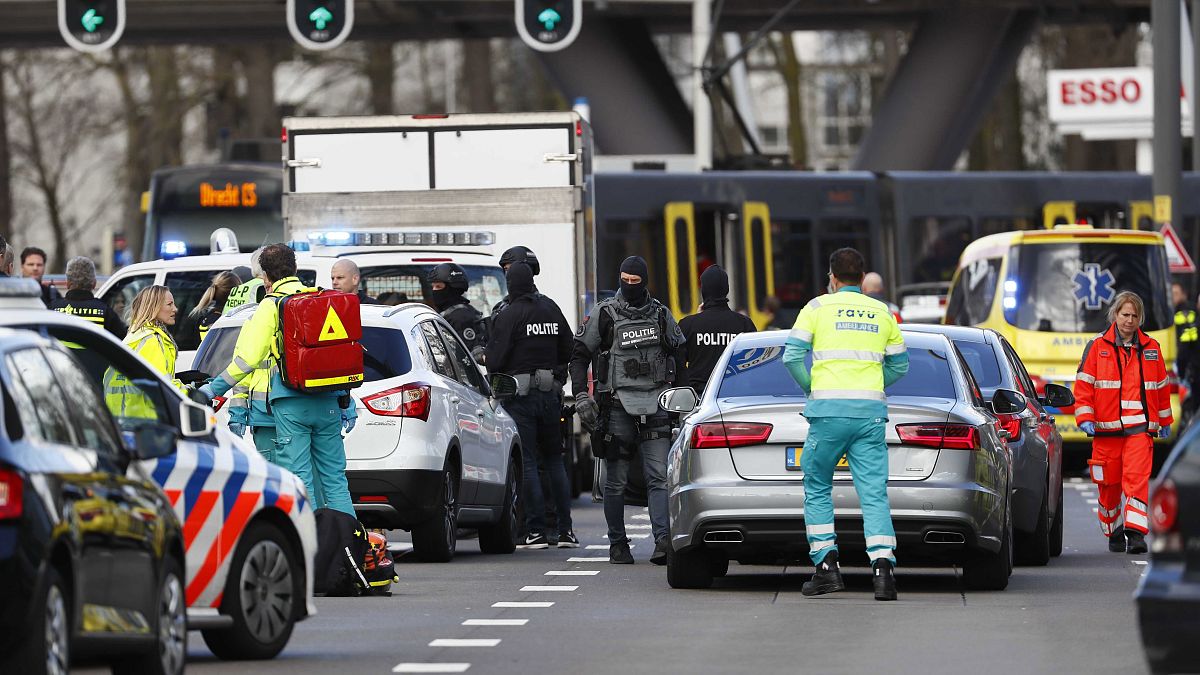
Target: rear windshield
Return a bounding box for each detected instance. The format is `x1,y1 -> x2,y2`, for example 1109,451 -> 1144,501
717,343 -> 957,400
950,339 -> 1002,389
360,264 -> 505,313
190,325 -> 412,383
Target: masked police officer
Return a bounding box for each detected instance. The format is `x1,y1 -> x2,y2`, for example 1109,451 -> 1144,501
571,256 -> 685,565
678,265 -> 757,393
492,246 -> 541,318
487,262 -> 577,549
429,263 -> 488,361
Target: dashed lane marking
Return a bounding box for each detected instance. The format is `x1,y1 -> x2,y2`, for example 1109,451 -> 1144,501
545,570 -> 599,576
492,601 -> 553,608
519,585 -> 578,592
632,514 -> 651,520
567,557 -> 610,563
428,639 -> 501,648
392,664 -> 471,673
585,545 -> 609,550
1132,560 -> 1148,565
626,524 -> 652,529
628,533 -> 651,539
462,619 -> 529,626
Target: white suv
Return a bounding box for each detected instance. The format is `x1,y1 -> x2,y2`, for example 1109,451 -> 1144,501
194,302 -> 522,562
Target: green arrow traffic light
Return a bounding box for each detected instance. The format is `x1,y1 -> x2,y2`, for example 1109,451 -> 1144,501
81,8 -> 104,33
309,6 -> 333,30
537,8 -> 560,30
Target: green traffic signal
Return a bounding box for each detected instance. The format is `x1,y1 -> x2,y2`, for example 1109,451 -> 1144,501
537,8 -> 561,30
81,8 -> 104,33
309,6 -> 333,30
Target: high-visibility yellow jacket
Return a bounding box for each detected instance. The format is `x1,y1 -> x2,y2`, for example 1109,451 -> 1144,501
104,322 -> 185,420
223,278 -> 265,313
782,286 -> 909,419
208,277 -> 309,402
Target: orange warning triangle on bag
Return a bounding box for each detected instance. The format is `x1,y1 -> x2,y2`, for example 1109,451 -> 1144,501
1161,223 -> 1196,274
319,306 -> 350,341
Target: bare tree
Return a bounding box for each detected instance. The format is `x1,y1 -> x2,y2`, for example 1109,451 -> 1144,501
768,33 -> 807,167
0,54 -> 12,234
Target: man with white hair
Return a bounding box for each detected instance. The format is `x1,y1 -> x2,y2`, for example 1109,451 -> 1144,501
330,258 -> 377,304
50,256 -> 127,338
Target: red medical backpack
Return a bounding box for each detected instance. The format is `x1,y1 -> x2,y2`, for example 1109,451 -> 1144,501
276,289 -> 365,393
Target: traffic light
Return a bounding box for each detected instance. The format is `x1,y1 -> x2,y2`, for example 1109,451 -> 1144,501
57,0 -> 125,53
515,0 -> 582,53
287,0 -> 355,51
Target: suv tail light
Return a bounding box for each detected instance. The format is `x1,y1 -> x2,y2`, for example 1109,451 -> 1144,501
1151,479 -> 1178,534
896,423 -> 980,450
995,413 -> 1022,442
0,469 -> 23,520
691,422 -> 773,449
363,383 -> 431,421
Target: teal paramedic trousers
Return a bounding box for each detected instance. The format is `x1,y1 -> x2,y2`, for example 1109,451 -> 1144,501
802,416 -> 897,566
273,396 -> 353,516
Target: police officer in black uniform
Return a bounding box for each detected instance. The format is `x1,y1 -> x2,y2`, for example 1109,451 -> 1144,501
428,262 -> 488,360
487,262 -> 577,549
678,265 -> 757,393
51,256 -> 126,338
571,256 -> 686,565
491,246 -> 541,318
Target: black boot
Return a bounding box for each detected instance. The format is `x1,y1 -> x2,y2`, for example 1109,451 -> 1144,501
801,550 -> 845,597
609,542 -> 634,564
650,537 -> 669,566
1126,530 -> 1148,554
872,559 -> 898,601
1108,526 -> 1126,553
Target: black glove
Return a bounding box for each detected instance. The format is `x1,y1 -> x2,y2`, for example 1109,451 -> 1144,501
575,392 -> 599,432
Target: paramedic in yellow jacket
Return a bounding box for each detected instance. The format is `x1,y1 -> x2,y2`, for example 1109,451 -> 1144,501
198,244 -> 356,516
105,285 -> 185,420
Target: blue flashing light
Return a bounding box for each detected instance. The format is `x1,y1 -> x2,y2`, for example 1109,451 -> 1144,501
1003,279 -> 1018,294
161,240 -> 188,258
1002,296 -> 1017,310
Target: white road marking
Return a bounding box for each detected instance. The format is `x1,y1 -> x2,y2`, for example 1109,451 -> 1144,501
628,533 -> 651,539
632,514 -> 651,520
1092,507 -> 1099,512
393,664 -> 471,673
625,524 -> 652,529
519,585 -> 578,592
545,570 -> 599,576
462,619 -> 529,626
428,639 -> 500,648
585,545 -> 608,550
1132,560 -> 1148,566
567,557 -> 610,562
1068,477 -> 1086,483
492,601 -> 553,608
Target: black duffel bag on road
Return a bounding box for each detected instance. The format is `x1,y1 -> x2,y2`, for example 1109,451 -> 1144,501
313,508 -> 370,597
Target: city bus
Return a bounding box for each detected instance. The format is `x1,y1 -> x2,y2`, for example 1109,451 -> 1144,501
141,162 -> 284,261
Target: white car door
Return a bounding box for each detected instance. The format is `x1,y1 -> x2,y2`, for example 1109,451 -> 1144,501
419,321 -> 485,503
435,322 -> 506,504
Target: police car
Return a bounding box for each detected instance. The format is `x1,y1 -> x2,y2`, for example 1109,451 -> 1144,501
95,230 -> 508,370
0,279 -> 317,661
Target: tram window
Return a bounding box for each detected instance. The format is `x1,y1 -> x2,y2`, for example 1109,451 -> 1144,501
946,258 -> 1001,326
910,217 -> 972,284
980,217 -> 1035,237
596,219 -> 669,299
769,220 -> 813,323
817,219 -> 873,280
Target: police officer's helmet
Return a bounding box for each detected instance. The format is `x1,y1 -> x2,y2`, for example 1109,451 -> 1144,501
499,246 -> 540,276
428,263 -> 469,293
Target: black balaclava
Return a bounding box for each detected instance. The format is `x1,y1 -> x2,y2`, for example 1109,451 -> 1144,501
507,262 -> 535,299
619,256 -> 649,306
430,287 -> 459,311
700,265 -> 729,307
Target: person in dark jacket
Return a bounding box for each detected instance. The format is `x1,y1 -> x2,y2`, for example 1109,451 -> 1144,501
486,262 -> 576,549
429,262 -> 487,359
332,259 -> 378,305
20,246 -> 60,307
51,256 -> 127,338
678,265 -> 757,393
491,246 -> 541,318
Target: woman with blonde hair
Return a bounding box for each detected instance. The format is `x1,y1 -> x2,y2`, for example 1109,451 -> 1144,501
182,270 -> 243,348
105,285 -> 186,419
1073,290 -> 1173,555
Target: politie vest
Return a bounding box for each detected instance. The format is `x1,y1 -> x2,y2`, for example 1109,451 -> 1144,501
275,289 -> 365,394
604,299 -> 673,416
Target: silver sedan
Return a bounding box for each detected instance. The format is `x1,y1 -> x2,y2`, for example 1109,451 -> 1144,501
663,329 -> 1021,591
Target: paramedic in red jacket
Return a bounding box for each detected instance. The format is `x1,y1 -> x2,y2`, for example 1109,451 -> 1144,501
1073,291 -> 1171,555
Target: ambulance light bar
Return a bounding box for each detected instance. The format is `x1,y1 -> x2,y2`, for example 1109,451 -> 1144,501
306,231 -> 495,247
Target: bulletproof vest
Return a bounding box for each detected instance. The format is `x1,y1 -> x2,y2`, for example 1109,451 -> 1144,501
604,299 -> 671,416
443,303 -> 488,353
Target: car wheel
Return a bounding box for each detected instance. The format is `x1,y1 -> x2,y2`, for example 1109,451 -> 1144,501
1015,482 -> 1051,566
412,463 -> 458,562
113,557 -> 186,675
479,455 -> 518,554
666,546 -> 714,589
709,554 -> 730,578
2,566 -> 71,675
1049,479 -> 1064,557
202,521 -> 299,660
962,504 -> 1012,591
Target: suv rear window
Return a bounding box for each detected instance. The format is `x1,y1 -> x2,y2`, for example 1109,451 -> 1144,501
190,324 -> 412,383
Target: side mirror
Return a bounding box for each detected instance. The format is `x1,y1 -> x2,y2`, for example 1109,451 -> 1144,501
659,387 -> 699,414
129,423 -> 177,460
991,388 -> 1026,416
489,373 -> 519,400
1040,383 -> 1075,408
180,400 -> 215,437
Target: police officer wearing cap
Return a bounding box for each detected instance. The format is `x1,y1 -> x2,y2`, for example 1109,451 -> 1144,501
571,255 -> 685,565
429,262 -> 488,361
678,265 -> 757,393
492,246 -> 540,318
487,262 -> 577,549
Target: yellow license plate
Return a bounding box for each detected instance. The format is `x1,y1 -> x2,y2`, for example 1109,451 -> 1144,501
785,446 -> 849,471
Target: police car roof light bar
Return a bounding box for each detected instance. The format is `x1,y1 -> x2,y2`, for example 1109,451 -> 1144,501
305,230 -> 495,247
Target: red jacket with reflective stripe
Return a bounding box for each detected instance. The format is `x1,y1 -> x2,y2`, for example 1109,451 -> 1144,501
1073,324 -> 1172,436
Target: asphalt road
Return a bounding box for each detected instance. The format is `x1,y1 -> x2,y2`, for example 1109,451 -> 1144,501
81,475 -> 1151,675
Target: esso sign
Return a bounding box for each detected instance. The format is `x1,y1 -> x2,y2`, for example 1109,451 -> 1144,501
1047,67 -> 1155,125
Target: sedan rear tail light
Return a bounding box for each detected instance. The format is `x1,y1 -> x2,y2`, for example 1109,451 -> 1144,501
0,469 -> 23,520
1151,479 -> 1178,534
896,423 -> 980,450
690,422 -> 773,449
995,413 -> 1022,442
362,383 -> 431,421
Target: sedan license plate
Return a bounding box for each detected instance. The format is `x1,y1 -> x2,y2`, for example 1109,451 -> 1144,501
785,446 -> 850,471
